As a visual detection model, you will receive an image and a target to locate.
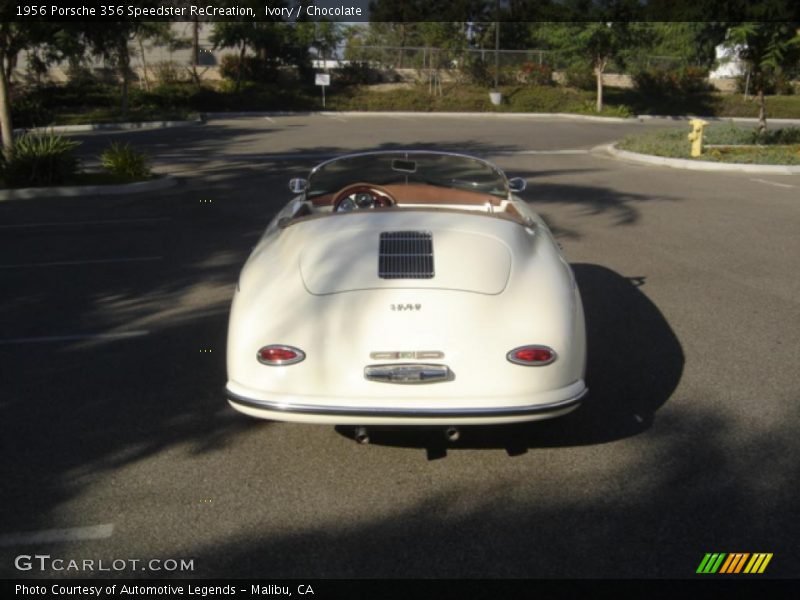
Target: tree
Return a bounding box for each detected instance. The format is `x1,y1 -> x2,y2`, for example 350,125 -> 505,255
0,17 -> 80,159
210,1 -> 308,90
134,23 -> 185,91
81,22 -> 170,115
725,22 -> 800,133
632,22 -> 728,70
543,21 -> 637,112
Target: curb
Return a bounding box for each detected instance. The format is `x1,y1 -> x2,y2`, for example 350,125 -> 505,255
17,112 -> 800,129
202,110 -> 800,125
201,110 -> 632,123
600,143 -> 800,174
0,174 -> 179,201
14,119 -> 204,135
634,115 -> 800,126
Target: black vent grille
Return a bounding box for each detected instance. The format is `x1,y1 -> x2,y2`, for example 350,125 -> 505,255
379,231 -> 434,279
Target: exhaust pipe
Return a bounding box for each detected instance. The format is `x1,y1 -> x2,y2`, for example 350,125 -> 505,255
444,426 -> 460,442
354,426 -> 370,445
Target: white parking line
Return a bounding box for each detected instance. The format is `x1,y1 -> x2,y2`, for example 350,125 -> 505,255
253,148 -> 591,164
0,257 -> 162,269
501,149 -> 590,155
750,178 -> 795,189
0,331 -> 149,345
0,524 -> 114,547
263,116 -> 276,123
0,217 -> 170,230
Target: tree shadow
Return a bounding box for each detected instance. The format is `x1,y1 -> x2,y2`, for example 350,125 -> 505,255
88,406 -> 797,579
0,132 -> 687,566
335,264 -> 684,455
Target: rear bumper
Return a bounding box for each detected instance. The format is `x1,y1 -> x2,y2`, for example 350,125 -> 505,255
225,380 -> 588,425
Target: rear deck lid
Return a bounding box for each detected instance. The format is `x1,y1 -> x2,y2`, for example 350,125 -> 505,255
299,228 -> 511,295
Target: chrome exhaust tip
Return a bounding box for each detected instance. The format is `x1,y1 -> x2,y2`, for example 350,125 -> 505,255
354,426 -> 370,445
444,426 -> 460,442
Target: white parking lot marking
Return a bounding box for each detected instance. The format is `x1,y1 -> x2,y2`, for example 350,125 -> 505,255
750,178 -> 795,189
0,257 -> 162,269
0,524 -> 114,547
0,218 -> 169,230
502,149 -> 590,155
0,331 -> 149,345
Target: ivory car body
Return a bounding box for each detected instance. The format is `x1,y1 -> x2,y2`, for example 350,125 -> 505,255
225,151 -> 587,426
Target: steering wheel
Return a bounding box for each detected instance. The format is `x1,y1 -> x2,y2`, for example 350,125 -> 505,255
332,183 -> 397,212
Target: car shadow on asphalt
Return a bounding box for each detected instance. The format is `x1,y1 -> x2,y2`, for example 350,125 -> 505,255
335,263 -> 684,457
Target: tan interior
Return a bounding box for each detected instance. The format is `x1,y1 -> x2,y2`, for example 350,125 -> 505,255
311,183 -> 503,207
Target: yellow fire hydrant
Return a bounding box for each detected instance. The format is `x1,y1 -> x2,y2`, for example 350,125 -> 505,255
688,119 -> 709,157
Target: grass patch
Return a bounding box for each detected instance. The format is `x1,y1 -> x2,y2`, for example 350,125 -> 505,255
13,80 -> 800,126
326,84 -> 634,116
53,108 -> 199,125
618,124 -> 800,164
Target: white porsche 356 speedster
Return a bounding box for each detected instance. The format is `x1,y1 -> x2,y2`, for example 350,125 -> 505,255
226,151 -> 587,438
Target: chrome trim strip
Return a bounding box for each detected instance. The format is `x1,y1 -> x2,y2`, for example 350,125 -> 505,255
226,387 -> 588,418
370,351 -> 445,360
364,363 -> 450,384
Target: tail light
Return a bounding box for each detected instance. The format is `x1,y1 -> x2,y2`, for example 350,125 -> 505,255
257,345 -> 306,366
507,345 -> 556,366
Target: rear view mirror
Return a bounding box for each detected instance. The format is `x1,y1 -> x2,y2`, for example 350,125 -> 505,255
289,178 -> 309,194
508,177 -> 527,193
391,159 -> 417,173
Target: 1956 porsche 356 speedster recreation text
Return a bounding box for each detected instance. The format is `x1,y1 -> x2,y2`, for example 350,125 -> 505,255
225,151 -> 587,438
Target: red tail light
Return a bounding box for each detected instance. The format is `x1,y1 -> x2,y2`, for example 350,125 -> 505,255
257,345 -> 306,366
507,345 -> 556,366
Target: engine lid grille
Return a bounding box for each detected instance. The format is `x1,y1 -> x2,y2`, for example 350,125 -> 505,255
379,231 -> 434,279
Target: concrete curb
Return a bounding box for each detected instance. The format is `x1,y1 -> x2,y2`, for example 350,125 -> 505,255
600,143 -> 800,174
14,119 -> 203,135
201,110 -> 632,123
202,110 -> 800,125
0,174 -> 179,201
16,112 -> 800,130
635,115 -> 800,126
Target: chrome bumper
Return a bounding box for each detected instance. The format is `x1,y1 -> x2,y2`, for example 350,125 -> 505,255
225,386 -> 588,421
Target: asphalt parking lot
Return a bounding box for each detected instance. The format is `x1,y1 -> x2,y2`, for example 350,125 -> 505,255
1,114 -> 799,579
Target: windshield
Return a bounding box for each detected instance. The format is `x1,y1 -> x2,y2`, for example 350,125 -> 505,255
307,153 -> 508,199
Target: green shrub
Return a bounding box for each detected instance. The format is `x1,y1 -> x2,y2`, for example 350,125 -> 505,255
1,132 -> 80,187
334,62 -> 382,86
10,95 -> 54,128
563,64 -> 596,91
757,127 -> 800,144
460,58 -> 516,87
100,142 -> 151,180
632,66 -> 711,96
219,55 -> 280,83
735,71 -> 795,95
461,57 -> 493,87
152,61 -> 186,85
519,61 -> 553,86
65,62 -> 99,87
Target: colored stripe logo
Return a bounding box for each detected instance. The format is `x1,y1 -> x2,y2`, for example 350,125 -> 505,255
697,553 -> 773,574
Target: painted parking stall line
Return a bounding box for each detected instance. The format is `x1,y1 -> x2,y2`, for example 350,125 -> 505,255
0,256 -> 163,269
750,178 -> 795,189
0,217 -> 170,230
0,524 -> 113,547
0,331 -> 149,345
